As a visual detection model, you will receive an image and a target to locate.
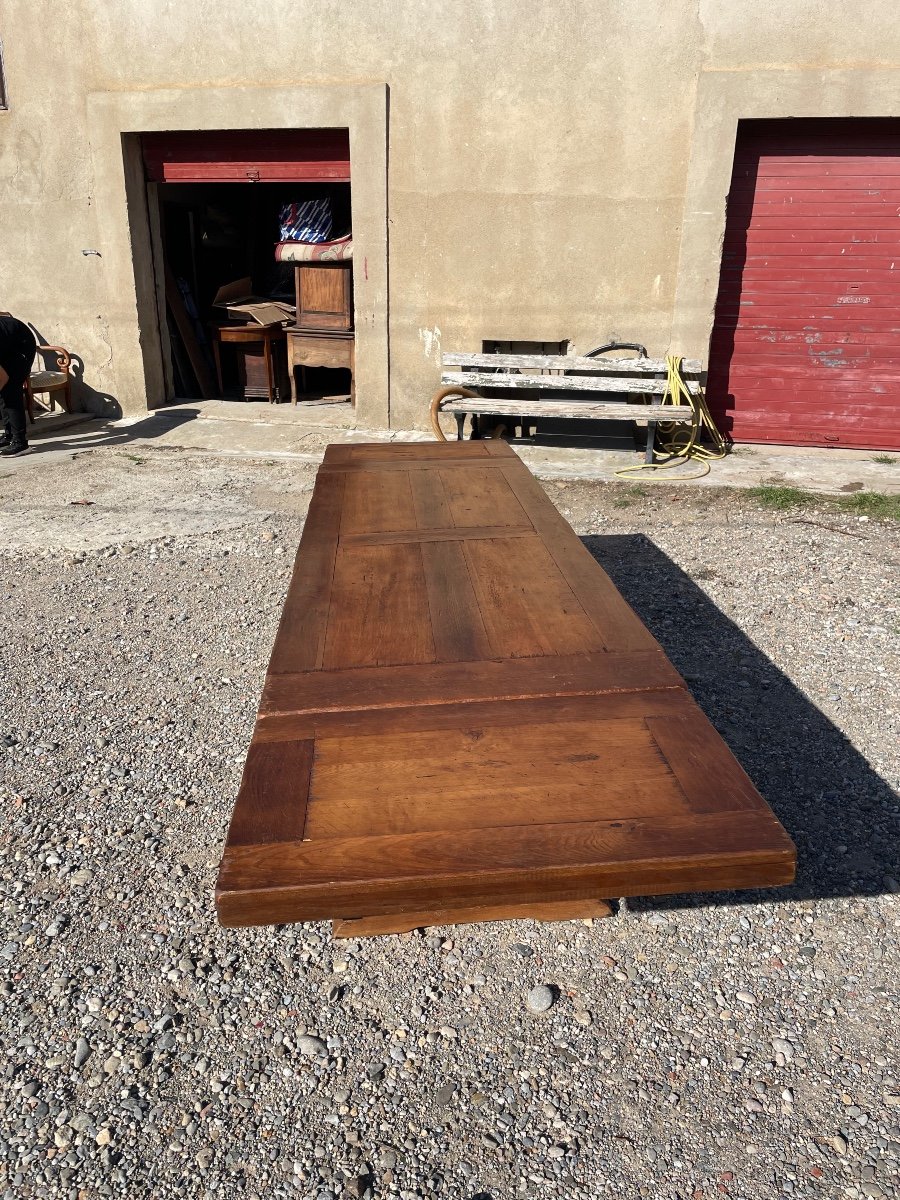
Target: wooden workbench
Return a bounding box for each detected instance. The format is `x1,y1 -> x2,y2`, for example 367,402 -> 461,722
215,440 -> 795,934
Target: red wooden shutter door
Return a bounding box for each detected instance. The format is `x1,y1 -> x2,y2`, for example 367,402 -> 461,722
708,120 -> 900,450
141,129 -> 350,184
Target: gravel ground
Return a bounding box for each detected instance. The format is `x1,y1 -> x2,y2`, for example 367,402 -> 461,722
1,448 -> 898,1200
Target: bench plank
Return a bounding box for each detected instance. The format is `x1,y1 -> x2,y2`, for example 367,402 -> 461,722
216,442 -> 794,930
444,353 -> 701,374
440,370 -> 701,395
439,399 -> 694,422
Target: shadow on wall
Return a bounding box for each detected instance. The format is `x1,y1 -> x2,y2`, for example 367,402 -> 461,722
28,326 -> 121,419
583,533 -> 899,909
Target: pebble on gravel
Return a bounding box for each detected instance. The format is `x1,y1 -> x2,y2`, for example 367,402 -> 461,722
296,1033 -> 328,1057
525,985 -> 556,1014
772,1037 -> 795,1060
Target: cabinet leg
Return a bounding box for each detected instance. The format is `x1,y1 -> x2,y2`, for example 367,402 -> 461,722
289,353 -> 298,405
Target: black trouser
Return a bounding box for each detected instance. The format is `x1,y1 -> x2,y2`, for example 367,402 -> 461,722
0,324 -> 36,440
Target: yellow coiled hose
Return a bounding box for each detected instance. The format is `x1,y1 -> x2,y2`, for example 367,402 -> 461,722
615,354 -> 727,479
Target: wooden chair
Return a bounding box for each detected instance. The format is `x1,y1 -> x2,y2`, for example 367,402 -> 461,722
25,346 -> 72,423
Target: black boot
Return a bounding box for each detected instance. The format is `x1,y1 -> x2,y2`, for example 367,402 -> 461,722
0,424 -> 11,449
0,435 -> 29,458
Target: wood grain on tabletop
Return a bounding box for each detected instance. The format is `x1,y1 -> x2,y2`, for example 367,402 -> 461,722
216,439 -> 796,929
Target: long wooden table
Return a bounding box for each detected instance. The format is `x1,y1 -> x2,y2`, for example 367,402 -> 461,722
216,440 -> 795,934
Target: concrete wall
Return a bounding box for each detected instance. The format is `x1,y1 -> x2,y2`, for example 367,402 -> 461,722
2,0 -> 900,428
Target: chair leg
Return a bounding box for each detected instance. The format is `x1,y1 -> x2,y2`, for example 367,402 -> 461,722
24,384 -> 34,425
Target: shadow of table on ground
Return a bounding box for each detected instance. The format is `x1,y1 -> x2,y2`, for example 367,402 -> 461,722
583,533 -> 899,910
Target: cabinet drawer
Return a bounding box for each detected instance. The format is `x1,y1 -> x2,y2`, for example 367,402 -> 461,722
289,335 -> 354,370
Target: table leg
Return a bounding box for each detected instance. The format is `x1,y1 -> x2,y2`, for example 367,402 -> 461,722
264,335 -> 275,404
212,336 -> 223,397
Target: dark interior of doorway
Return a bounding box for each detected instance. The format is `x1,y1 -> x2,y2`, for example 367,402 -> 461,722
159,181 -> 352,401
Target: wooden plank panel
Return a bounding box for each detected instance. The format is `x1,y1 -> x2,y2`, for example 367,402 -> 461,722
420,540 -> 494,662
339,469 -> 417,535
463,535 -> 605,658
267,468 -> 345,673
255,689 -> 689,746
646,715 -> 766,815
322,542 -> 436,669
497,464 -> 664,653
226,740 -> 313,846
304,718 -> 689,839
439,465 -> 532,528
216,808 -> 796,926
408,467 -> 452,529
259,651 -> 684,723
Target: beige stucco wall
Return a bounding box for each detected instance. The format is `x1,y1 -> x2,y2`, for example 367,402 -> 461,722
2,0 -> 900,428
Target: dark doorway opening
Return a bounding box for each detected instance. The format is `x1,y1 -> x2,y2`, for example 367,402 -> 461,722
157,181 -> 352,401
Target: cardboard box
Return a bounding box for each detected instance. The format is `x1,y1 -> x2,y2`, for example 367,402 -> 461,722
213,278 -> 295,326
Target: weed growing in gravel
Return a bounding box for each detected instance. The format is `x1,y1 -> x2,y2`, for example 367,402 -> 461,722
871,454 -> 897,465
833,491 -> 900,521
750,485 -> 815,510
612,483 -> 648,508
749,485 -> 900,522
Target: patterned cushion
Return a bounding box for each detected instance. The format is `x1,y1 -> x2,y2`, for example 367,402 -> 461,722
278,198 -> 333,243
30,370 -> 67,389
275,237 -> 353,263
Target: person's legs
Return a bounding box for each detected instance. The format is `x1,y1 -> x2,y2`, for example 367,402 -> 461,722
0,327 -> 36,454
0,375 -> 28,449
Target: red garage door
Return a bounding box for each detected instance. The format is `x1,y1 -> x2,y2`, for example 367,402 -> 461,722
707,119 -> 900,450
